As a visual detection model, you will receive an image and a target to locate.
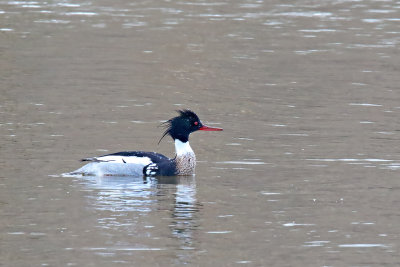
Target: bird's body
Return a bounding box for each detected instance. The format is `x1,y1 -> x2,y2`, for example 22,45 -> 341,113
71,110 -> 222,177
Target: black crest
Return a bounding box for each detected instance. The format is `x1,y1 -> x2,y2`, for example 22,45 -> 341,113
159,109 -> 203,143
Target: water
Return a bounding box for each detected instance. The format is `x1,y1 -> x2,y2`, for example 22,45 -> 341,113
1,0 -> 400,266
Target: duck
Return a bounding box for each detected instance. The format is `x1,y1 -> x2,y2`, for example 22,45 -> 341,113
71,109 -> 223,176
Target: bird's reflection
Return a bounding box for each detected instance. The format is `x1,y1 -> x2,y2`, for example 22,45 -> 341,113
171,177 -> 199,248
78,175 -> 200,262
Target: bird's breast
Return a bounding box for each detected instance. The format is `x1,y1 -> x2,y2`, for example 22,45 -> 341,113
175,152 -> 196,175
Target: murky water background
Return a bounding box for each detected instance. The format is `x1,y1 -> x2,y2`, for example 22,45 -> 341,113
1,0 -> 400,266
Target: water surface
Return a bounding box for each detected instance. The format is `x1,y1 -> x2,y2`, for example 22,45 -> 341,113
1,0 -> 399,266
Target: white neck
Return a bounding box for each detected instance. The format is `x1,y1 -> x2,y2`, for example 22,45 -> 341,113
175,139 -> 194,156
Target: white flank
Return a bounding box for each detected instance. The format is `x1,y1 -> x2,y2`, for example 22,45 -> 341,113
175,139 -> 194,156
70,162 -> 146,176
94,155 -> 152,165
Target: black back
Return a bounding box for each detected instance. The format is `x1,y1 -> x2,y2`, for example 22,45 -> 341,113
103,151 -> 170,163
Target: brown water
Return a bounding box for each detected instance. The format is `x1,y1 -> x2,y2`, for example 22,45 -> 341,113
1,0 -> 400,266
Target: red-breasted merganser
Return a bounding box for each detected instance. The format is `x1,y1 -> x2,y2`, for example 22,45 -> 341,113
71,110 -> 223,176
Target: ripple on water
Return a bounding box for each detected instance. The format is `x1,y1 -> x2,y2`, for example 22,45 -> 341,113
177,2 -> 227,6
303,241 -> 330,247
277,11 -> 332,18
306,158 -> 393,162
216,161 -> 266,165
123,21 -> 147,28
57,3 -> 81,8
68,12 -> 98,16
299,29 -> 337,33
307,158 -> 400,170
82,246 -> 166,251
8,232 -> 25,235
380,163 -> 400,170
349,103 -> 382,107
338,244 -> 389,248
260,192 -> 281,195
282,222 -> 315,227
34,19 -> 70,24
295,49 -> 329,55
206,231 -> 232,234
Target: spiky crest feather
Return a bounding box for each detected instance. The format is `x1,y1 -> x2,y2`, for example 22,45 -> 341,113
158,109 -> 199,144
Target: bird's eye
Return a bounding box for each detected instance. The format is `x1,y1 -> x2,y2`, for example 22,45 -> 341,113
194,121 -> 198,126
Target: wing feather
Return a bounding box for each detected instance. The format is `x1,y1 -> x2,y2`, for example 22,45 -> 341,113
81,151 -> 170,165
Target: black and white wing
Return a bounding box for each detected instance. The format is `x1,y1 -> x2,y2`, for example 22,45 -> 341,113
82,151 -> 170,165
